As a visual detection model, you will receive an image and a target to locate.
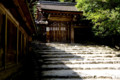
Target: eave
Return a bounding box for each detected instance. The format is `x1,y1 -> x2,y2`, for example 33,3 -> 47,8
0,0 -> 36,35
42,9 -> 83,15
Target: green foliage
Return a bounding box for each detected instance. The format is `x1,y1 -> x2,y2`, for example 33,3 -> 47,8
33,3 -> 37,15
59,0 -> 65,2
27,0 -> 38,18
76,0 -> 120,37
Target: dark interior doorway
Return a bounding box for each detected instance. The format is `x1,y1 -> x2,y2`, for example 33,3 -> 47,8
74,28 -> 92,43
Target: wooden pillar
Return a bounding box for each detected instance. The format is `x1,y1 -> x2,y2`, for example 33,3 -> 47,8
71,22 -> 74,43
66,22 -> 69,42
50,26 -> 52,42
53,25 -> 55,42
46,27 -> 50,43
21,33 -> 23,58
16,27 -> 19,64
50,26 -> 51,42
68,22 -> 71,43
64,24 -> 66,42
59,22 -> 61,42
65,22 -> 67,42
0,14 -> 3,69
61,22 -> 63,42
55,26 -> 56,42
3,14 -> 7,69
57,22 -> 59,42
51,26 -> 53,42
26,38 -> 28,55
24,36 -> 26,55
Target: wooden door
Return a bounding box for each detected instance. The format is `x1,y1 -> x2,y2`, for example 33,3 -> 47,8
47,22 -> 70,42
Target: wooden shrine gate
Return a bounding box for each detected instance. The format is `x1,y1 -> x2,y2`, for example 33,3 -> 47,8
36,1 -> 84,43
47,21 -> 71,43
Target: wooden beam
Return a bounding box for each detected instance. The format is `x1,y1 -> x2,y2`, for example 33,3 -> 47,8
13,0 -> 34,34
74,25 -> 90,28
42,9 -> 83,15
19,26 -> 28,38
0,3 -> 19,27
48,14 -> 73,21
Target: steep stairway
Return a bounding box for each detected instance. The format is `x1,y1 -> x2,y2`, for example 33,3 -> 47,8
33,42 -> 120,80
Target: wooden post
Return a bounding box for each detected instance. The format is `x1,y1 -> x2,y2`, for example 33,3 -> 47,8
54,26 -> 55,42
16,27 -> 19,64
64,26 -> 66,42
49,26 -> 50,42
24,36 -> 25,55
71,22 -> 74,43
26,38 -> 28,55
3,14 -> 7,70
21,33 -> 23,60
68,22 -> 70,43
66,22 -> 69,42
59,22 -> 61,42
57,22 -> 59,42
51,26 -> 53,42
24,36 -> 26,55
64,23 -> 66,42
46,27 -> 50,43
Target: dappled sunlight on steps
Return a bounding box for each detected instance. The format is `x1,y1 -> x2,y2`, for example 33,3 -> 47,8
32,42 -> 120,80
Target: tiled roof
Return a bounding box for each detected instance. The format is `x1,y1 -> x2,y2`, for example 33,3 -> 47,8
39,1 -> 78,12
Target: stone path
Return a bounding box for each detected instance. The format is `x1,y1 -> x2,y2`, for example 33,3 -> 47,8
32,42 -> 120,80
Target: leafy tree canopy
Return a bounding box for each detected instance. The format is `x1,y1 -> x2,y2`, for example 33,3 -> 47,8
76,0 -> 120,37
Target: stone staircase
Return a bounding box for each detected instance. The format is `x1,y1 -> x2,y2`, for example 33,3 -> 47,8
33,42 -> 120,80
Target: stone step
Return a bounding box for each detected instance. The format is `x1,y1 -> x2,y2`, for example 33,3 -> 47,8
39,47 -> 112,49
37,49 -> 114,52
38,51 -> 116,54
41,78 -> 120,80
42,60 -> 120,64
42,57 -> 120,61
41,70 -> 120,79
41,78 -> 83,80
42,58 -> 84,61
42,67 -> 120,70
41,54 -> 115,58
32,43 -> 120,80
41,76 -> 114,80
86,57 -> 120,60
42,64 -> 120,69
36,50 -> 65,52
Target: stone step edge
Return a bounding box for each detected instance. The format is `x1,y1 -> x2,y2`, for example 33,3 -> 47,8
41,75 -> 119,79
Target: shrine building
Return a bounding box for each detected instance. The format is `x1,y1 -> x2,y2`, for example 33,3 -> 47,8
36,1 -> 92,43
